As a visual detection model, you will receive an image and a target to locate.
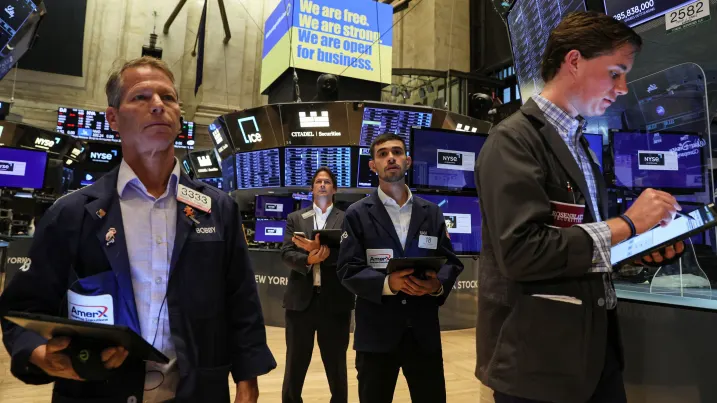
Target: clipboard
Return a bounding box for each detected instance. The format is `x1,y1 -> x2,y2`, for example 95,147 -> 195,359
386,256 -> 447,279
4,311 -> 169,364
310,229 -> 342,248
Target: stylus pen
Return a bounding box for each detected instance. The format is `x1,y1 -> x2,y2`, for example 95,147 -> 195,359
676,211 -> 695,220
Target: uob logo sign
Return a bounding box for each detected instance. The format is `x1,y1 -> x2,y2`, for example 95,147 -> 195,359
238,116 -> 262,144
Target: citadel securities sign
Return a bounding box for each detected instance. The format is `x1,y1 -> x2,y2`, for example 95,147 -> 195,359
260,0 -> 393,92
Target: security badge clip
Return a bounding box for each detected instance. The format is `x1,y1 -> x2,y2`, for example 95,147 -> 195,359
105,228 -> 117,246
184,206 -> 200,225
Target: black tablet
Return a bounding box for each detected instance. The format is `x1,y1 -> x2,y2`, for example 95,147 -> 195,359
611,203 -> 717,267
386,256 -> 447,278
310,229 -> 342,248
4,312 -> 169,364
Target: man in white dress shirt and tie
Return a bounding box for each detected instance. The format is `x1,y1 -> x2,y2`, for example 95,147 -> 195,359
280,167 -> 355,403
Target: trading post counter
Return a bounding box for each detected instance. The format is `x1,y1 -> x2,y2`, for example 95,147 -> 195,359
248,248 -> 479,330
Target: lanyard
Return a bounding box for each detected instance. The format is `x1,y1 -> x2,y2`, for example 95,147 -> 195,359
313,211 -> 328,231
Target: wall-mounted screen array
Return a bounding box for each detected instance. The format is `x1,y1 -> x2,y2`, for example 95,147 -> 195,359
410,128 -> 487,192
221,154 -> 237,192
236,148 -> 282,189
611,130 -> 705,193
418,193 -> 482,254
284,147 -> 352,187
507,0 -> 586,101
0,146 -> 48,189
57,107 -> 120,143
359,104 -> 433,151
199,177 -> 223,190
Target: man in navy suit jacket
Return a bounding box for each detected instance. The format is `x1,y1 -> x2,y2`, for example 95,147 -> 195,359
337,134 -> 463,403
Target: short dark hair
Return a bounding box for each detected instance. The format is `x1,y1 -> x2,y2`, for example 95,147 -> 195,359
312,166 -> 337,188
541,11 -> 642,83
369,134 -> 406,159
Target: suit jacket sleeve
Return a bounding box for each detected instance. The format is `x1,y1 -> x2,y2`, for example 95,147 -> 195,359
225,199 -> 277,382
434,206 -> 464,305
337,207 -> 385,305
476,128 -> 593,282
0,202 -> 74,385
280,213 -> 310,274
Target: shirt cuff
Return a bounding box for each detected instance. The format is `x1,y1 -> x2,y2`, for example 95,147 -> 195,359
431,285 -> 444,297
382,275 -> 397,296
576,222 -> 612,272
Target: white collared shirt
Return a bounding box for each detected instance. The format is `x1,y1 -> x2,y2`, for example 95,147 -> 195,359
377,186 -> 414,296
117,158 -> 180,402
311,203 -> 333,286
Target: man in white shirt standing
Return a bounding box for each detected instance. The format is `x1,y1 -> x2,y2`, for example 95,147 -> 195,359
0,56 -> 276,402
337,134 -> 464,403
280,167 -> 355,403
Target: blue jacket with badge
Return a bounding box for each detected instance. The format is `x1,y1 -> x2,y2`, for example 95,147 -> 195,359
0,167 -> 276,403
337,191 -> 464,353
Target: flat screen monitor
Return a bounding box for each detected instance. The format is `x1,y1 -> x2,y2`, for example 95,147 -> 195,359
57,107 -> 120,143
83,143 -> 122,171
254,219 -> 287,243
208,118 -> 234,159
292,192 -> 313,210
284,147 -> 352,188
175,120 -> 195,149
188,149 -> 221,179
15,126 -> 69,156
280,102 -> 351,146
221,154 -> 236,192
199,177 -> 223,190
0,1 -> 44,80
604,0 -> 695,27
358,104 -> 433,152
255,195 -> 294,219
584,133 -> 603,172
611,130 -> 705,193
224,107 -> 282,152
507,0 -> 586,101
68,169 -> 107,189
0,146 -> 47,189
417,193 -> 482,254
236,148 -> 281,189
410,128 -> 487,191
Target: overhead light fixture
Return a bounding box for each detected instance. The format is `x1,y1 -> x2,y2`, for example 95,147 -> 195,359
402,87 -> 410,99
419,87 -> 426,99
391,86 -> 399,97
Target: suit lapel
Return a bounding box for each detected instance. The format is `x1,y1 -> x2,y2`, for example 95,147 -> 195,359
405,197 -> 429,248
367,192 -> 403,253
523,99 -> 598,221
169,174 -> 201,278
85,172 -> 141,333
325,207 -> 341,230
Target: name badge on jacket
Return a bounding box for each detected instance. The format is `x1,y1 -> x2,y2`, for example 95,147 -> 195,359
366,249 -> 394,269
549,200 -> 586,228
67,290 -> 114,325
418,235 -> 438,250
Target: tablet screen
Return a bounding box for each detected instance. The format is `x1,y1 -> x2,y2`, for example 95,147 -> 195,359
611,205 -> 716,266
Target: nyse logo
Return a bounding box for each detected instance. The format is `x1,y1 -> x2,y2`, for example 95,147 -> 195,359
4,5 -> 14,18
438,151 -> 462,166
265,203 -> 284,212
265,226 -> 283,236
35,137 -> 55,149
238,116 -> 263,144
90,152 -> 113,161
197,155 -> 213,167
647,84 -> 658,93
0,162 -> 14,171
298,111 -> 330,128
639,153 -> 665,166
